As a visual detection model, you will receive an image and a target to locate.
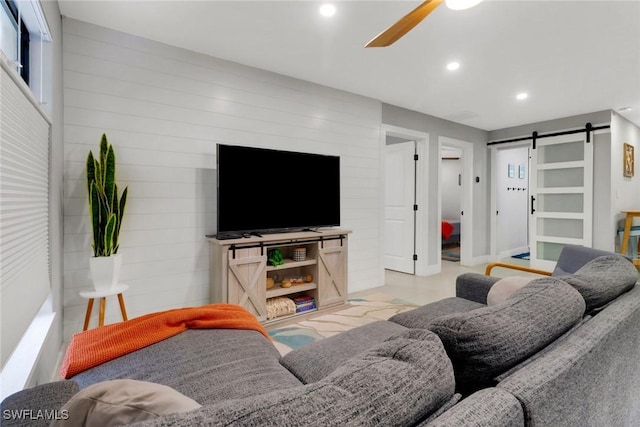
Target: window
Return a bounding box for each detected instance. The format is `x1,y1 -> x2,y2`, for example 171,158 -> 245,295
0,0 -> 51,108
0,0 -> 52,397
1,0 -> 28,83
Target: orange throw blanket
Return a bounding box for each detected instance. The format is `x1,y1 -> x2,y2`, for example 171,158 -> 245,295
60,303 -> 268,379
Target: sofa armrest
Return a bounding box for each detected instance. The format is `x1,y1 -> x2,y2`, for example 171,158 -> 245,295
1,380 -> 79,427
485,262 -> 552,276
455,273 -> 500,304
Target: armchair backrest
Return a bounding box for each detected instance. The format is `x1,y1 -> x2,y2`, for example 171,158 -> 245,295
552,245 -> 622,276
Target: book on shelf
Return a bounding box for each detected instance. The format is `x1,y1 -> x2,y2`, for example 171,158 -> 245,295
292,294 -> 316,313
296,303 -> 317,313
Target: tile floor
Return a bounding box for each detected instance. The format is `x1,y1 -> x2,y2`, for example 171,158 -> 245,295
350,257 -> 535,306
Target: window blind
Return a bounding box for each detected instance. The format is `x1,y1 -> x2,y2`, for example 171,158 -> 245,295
0,54 -> 50,368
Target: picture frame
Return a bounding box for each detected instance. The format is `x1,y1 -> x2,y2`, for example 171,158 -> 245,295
624,143 -> 634,177
508,163 -> 515,178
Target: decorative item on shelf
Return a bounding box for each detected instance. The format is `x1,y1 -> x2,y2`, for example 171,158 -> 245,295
268,249 -> 284,266
293,247 -> 306,262
281,275 -> 313,287
266,297 -> 296,320
266,277 -> 275,290
87,134 -> 128,292
292,295 -> 316,313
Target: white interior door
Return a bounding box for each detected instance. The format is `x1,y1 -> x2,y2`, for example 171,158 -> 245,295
529,133 -> 593,271
384,142 -> 415,274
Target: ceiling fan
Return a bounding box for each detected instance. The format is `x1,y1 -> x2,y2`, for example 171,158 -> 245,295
365,0 -> 483,48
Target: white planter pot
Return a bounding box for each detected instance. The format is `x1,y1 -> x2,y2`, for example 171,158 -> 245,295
89,254 -> 122,292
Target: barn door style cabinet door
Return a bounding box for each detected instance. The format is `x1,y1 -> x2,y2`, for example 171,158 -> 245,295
317,238 -> 347,308
209,229 -> 350,324
226,247 -> 268,321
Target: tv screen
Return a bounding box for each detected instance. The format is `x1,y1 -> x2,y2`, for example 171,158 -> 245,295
216,144 -> 340,236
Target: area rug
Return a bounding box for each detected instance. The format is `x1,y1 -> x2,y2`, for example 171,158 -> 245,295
512,252 -> 530,260
441,245 -> 460,262
268,293 -> 419,356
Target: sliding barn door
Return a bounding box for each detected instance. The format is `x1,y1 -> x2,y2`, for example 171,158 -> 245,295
529,133 -> 593,271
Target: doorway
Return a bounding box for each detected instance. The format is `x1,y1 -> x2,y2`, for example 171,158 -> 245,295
438,137 -> 474,266
440,145 -> 463,263
381,125 -> 429,275
490,142 -> 531,261
494,145 -> 530,259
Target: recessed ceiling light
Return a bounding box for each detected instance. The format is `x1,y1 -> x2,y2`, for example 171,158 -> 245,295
446,62 -> 460,71
319,4 -> 336,17
446,0 -> 483,11
516,92 -> 528,101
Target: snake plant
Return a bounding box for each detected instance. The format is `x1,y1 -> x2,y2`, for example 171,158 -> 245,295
87,134 -> 128,257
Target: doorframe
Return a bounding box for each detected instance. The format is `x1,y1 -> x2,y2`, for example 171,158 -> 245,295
489,140 -> 532,261
438,137 -> 474,266
380,125 -> 431,277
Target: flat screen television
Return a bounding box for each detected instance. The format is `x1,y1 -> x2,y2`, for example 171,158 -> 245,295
216,144 -> 340,236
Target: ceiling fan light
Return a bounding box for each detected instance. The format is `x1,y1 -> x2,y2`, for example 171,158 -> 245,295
446,0 -> 483,11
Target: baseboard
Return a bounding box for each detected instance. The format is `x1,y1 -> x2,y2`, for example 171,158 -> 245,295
465,254 -> 490,266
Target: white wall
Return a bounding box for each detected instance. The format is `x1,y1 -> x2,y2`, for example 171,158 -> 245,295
61,19 -> 382,341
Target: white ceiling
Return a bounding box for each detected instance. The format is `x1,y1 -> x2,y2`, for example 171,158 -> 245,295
57,0 -> 640,131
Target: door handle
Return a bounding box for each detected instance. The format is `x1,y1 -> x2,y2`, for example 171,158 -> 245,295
531,196 -> 536,215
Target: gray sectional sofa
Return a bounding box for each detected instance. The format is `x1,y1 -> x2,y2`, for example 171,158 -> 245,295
3,246 -> 640,426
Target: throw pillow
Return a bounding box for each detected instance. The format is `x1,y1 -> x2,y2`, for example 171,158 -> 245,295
53,379 -> 201,427
429,277 -> 585,394
486,276 -> 535,306
557,255 -> 638,312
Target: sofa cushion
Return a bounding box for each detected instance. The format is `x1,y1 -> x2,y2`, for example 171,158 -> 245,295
0,380 -> 80,427
428,277 -> 585,393
70,329 -> 302,405
487,276 -> 535,306
53,380 -> 200,427
280,320 -> 408,383
388,297 -> 486,329
133,329 -> 456,427
556,255 -> 637,312
422,388 -> 524,427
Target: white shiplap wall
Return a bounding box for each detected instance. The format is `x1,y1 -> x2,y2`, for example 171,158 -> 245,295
62,18 -> 383,340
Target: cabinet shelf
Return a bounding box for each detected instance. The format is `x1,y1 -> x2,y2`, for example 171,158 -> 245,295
264,308 -> 318,325
266,258 -> 317,271
267,282 -> 317,298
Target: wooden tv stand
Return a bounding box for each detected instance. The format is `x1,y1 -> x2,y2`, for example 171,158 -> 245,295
208,228 -> 350,324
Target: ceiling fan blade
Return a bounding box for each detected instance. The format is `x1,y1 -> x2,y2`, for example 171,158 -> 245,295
365,0 -> 445,48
